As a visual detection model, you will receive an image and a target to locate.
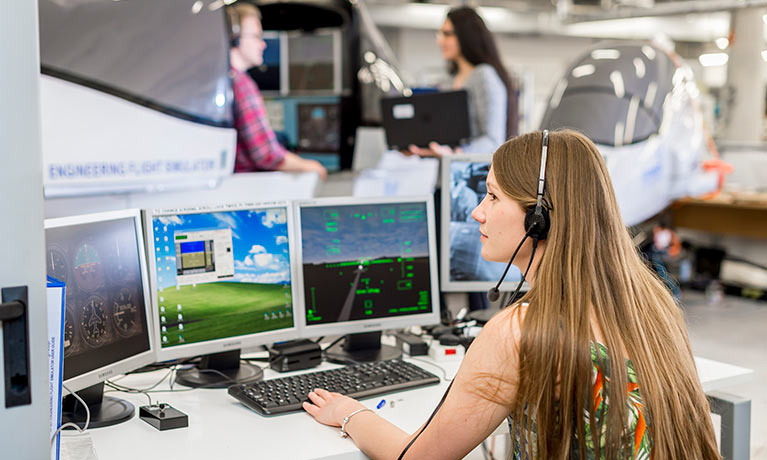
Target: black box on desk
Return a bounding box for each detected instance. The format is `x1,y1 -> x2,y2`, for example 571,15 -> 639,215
395,332 -> 428,356
269,339 -> 322,372
139,404 -> 188,431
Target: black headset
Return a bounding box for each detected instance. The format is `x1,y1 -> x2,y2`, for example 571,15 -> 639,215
523,129 -> 551,242
486,129 -> 551,303
226,6 -> 242,48
397,131 -> 552,460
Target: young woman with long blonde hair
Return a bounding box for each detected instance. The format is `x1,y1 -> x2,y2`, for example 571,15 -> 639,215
303,130 -> 720,459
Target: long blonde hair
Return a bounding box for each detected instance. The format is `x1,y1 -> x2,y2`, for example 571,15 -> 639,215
492,130 -> 719,459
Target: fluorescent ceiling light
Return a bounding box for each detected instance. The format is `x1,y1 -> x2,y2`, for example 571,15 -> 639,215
698,52 -> 729,67
572,64 -> 595,78
591,49 -> 620,60
633,58 -> 646,78
610,71 -> 625,98
641,45 -> 656,60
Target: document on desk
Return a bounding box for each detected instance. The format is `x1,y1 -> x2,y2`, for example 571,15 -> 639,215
353,152 -> 439,197
47,276 -> 66,460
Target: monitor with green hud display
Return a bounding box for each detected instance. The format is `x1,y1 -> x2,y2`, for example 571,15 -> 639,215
145,202 -> 300,387
295,196 -> 440,362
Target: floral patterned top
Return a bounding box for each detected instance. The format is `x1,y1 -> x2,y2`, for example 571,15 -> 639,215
509,342 -> 652,459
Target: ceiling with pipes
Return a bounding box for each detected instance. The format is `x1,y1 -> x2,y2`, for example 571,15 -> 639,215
364,0 -> 767,18
363,0 -> 767,45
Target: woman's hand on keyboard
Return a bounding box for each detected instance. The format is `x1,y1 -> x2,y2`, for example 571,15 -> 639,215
303,388 -> 365,427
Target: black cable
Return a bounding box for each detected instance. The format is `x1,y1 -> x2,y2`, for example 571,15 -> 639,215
506,238 -> 538,307
408,357 -> 450,381
322,335 -> 346,352
127,357 -> 198,374
104,382 -> 152,406
313,336 -> 325,344
107,367 -> 175,393
195,368 -> 239,384
397,241 -> 540,460
107,364 -> 255,398
397,381 -> 454,460
480,440 -> 496,460
488,233 -> 530,301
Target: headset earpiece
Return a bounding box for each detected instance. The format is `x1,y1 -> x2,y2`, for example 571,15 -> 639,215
226,6 -> 241,48
524,206 -> 550,241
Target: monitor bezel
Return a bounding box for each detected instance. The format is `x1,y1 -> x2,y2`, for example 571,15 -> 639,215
293,195 -> 441,338
144,201 -> 302,362
440,153 -> 529,293
44,209 -> 156,393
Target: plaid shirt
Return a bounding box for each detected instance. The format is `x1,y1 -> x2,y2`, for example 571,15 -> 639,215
232,67 -> 287,172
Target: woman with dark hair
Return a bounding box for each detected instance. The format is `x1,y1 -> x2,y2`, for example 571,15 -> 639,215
304,130 -> 720,459
409,6 -> 518,157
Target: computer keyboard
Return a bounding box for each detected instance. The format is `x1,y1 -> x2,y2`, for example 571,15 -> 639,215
228,359 -> 441,416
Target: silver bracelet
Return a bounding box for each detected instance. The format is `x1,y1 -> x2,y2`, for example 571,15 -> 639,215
339,408 -> 373,439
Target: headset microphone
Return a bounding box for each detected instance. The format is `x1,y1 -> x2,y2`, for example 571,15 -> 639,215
486,129 -> 550,304
487,230 -> 531,302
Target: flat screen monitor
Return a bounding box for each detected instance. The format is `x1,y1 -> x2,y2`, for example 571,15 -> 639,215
287,31 -> 338,92
294,196 -> 440,362
144,202 -> 300,387
44,209 -> 155,428
440,154 -> 525,293
296,102 -> 340,153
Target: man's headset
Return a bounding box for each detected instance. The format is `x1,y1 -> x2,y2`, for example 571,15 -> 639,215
396,130 -> 552,460
226,6 -> 242,48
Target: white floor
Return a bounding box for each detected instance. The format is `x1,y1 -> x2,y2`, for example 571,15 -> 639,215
683,290 -> 767,459
462,290 -> 766,459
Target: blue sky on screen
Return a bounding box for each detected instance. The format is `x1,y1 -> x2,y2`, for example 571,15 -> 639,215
152,207 -> 291,290
300,203 -> 429,265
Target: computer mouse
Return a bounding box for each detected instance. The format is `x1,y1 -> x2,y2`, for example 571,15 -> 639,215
430,325 -> 454,338
438,333 -> 462,346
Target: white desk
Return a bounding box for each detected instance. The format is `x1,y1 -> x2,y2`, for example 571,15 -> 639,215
695,356 -> 754,392
85,355 -> 752,460
86,358 -> 456,460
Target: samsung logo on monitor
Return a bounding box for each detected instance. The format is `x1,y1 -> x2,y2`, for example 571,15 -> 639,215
223,340 -> 241,348
363,323 -> 382,329
98,369 -> 114,379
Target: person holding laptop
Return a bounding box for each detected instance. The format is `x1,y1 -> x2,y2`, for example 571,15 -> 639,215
303,130 -> 719,459
408,7 -> 517,157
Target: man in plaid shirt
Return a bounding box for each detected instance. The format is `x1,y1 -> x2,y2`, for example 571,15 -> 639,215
228,3 -> 326,178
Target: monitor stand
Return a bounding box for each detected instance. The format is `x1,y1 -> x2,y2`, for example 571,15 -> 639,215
61,382 -> 134,429
324,331 -> 402,364
174,349 -> 263,389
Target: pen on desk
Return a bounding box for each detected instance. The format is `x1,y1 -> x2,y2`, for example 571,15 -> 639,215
376,399 -> 386,410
